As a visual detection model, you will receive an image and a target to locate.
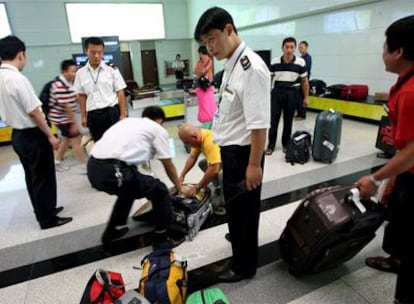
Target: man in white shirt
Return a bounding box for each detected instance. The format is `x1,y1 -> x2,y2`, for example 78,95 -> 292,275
0,35 -> 72,229
87,106 -> 185,249
74,37 -> 127,142
194,7 -> 270,282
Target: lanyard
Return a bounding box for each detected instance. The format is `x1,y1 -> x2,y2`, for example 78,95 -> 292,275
219,46 -> 246,104
88,67 -> 101,85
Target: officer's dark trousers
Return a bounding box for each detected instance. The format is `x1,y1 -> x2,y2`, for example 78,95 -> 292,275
12,128 -> 57,225
87,105 -> 119,142
220,145 -> 264,277
87,157 -> 172,231
389,172 -> 414,303
267,87 -> 299,150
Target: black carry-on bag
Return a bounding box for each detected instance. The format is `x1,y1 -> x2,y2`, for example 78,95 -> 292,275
375,115 -> 396,158
279,185 -> 384,275
132,185 -> 212,241
312,109 -> 342,163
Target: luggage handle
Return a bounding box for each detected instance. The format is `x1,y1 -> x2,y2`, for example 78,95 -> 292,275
347,188 -> 366,213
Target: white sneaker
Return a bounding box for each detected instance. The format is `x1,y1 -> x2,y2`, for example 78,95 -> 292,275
55,161 -> 70,172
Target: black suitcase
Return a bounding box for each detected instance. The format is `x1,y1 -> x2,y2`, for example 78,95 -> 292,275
170,186 -> 212,240
325,84 -> 346,99
279,185 -> 384,275
285,131 -> 312,165
132,185 -> 212,241
312,110 -> 342,163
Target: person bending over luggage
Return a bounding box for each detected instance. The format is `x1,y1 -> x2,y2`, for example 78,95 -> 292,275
87,106 -> 185,249
177,123 -> 224,214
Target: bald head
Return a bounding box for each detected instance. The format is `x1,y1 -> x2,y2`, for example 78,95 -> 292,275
178,123 -> 201,147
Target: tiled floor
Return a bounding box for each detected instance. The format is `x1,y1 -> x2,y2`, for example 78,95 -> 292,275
0,110 -> 396,303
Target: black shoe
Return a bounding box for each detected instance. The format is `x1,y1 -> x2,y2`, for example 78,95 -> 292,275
225,233 -> 231,242
40,216 -> 72,229
153,232 -> 185,250
55,206 -> 64,215
217,269 -> 244,283
101,227 -> 129,244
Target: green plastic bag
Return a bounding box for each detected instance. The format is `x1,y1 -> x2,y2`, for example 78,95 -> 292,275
186,287 -> 230,304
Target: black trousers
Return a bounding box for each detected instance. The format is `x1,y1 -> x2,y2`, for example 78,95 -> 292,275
267,88 -> 299,150
87,105 -> 119,142
12,128 -> 57,224
220,145 -> 264,277
389,172 -> 414,303
296,90 -> 307,118
87,157 -> 172,231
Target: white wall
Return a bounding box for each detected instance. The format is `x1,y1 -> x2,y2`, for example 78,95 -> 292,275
1,0 -> 191,91
188,0 -> 414,93
3,0 -> 414,93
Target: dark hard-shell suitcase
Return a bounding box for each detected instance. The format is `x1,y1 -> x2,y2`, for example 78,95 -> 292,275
325,84 -> 346,99
279,186 -> 384,275
341,84 -> 369,101
170,186 -> 213,240
312,110 -> 342,163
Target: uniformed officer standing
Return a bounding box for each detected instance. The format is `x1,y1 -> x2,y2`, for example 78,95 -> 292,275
0,36 -> 72,229
194,7 -> 271,282
74,37 -> 127,142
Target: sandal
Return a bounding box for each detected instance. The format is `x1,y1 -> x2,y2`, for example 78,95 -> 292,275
365,256 -> 400,273
265,148 -> 273,155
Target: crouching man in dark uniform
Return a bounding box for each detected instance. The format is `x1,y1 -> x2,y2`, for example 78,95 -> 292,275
87,106 -> 185,249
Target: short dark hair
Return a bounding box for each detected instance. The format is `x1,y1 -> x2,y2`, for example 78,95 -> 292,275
60,59 -> 76,72
282,37 -> 297,47
299,40 -> 308,47
142,106 -> 166,122
0,35 -> 26,61
385,15 -> 414,61
198,45 -> 209,55
194,6 -> 237,43
84,37 -> 105,50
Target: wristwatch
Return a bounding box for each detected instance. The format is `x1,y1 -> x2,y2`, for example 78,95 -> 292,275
368,175 -> 381,187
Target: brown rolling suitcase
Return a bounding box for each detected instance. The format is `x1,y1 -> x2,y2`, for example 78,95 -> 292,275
279,185 -> 384,275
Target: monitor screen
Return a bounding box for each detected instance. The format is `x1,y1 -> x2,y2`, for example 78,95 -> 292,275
72,53 -> 114,66
255,50 -> 271,69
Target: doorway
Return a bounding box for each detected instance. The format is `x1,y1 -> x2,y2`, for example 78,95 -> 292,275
141,50 -> 159,87
120,51 -> 134,81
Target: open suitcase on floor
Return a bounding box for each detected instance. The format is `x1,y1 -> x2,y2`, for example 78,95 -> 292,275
279,185 -> 384,275
132,185 -> 213,241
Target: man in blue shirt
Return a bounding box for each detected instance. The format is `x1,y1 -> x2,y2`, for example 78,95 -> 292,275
296,40 -> 312,120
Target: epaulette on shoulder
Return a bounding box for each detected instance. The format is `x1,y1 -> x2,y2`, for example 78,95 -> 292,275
105,62 -> 117,69
240,55 -> 251,70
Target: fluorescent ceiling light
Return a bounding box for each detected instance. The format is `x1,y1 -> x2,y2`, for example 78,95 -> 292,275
66,3 -> 165,43
0,3 -> 12,38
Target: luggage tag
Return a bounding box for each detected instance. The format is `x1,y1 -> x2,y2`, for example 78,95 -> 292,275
322,140 -> 335,151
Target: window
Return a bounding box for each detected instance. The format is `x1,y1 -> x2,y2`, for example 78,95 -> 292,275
0,3 -> 12,37
65,3 -> 165,43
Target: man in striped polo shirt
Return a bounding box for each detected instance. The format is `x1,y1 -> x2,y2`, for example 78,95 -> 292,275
49,59 -> 86,171
265,37 -> 309,155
